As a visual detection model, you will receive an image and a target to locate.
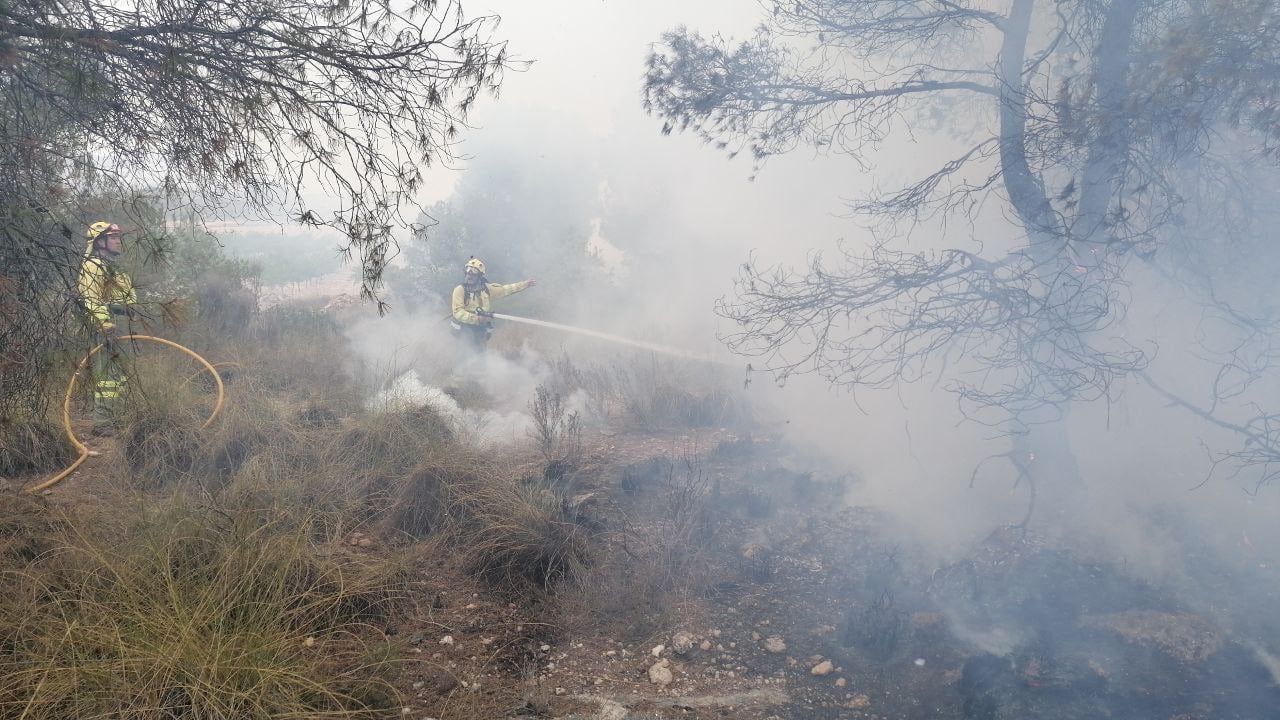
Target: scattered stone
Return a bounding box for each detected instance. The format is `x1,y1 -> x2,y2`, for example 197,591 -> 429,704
554,687 -> 566,696
439,635 -> 455,646
540,644 -> 551,652
672,632 -> 695,656
303,636 -> 316,648
648,659 -> 673,686
412,681 -> 424,690
651,644 -> 666,657
752,631 -> 762,642
835,678 -> 847,688
356,537 -> 375,548
913,658 -> 926,667
764,636 -> 787,654
464,603 -> 478,610
401,708 -> 412,715
408,632 -> 424,645
847,694 -> 871,709
811,660 -> 834,676
699,640 -> 712,651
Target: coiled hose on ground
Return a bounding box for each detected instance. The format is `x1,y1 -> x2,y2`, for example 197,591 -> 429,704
24,335 -> 225,495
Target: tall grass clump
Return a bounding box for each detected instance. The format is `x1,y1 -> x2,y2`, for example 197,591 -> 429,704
0,504 -> 405,719
383,448 -> 593,593
0,411 -> 75,477
459,480 -> 591,591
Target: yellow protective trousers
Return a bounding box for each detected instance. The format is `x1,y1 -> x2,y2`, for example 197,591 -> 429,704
92,341 -> 128,427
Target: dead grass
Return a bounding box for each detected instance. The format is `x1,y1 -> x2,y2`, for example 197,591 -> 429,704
459,481 -> 592,591
385,450 -> 594,593
0,501 -> 405,719
0,413 -> 75,477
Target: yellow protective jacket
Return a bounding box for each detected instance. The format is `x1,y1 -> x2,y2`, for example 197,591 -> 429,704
78,250 -> 136,332
451,280 -> 532,326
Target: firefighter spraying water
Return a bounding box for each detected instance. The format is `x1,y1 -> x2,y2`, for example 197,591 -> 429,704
447,256 -> 724,363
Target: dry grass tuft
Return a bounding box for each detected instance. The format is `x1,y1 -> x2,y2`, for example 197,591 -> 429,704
0,414 -> 75,476
0,503 -> 405,719
460,481 -> 592,591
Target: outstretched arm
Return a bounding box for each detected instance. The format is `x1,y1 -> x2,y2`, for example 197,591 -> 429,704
486,279 -> 536,300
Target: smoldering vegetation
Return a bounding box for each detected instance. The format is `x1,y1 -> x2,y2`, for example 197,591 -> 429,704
5,0 -> 1280,717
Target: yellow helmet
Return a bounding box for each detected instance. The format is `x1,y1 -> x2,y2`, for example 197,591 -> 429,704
86,221 -> 120,239
85,221 -> 121,256
464,257 -> 486,275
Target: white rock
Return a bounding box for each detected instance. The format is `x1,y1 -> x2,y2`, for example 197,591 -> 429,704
811,660 -> 834,676
439,635 -> 454,646
671,632 -> 695,655
651,644 -> 665,657
648,659 -> 673,686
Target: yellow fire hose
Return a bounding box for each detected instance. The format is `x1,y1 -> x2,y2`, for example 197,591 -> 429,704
24,335 -> 226,495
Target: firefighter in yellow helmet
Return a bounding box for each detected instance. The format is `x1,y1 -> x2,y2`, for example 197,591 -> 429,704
450,257 -> 536,351
79,221 -> 136,435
